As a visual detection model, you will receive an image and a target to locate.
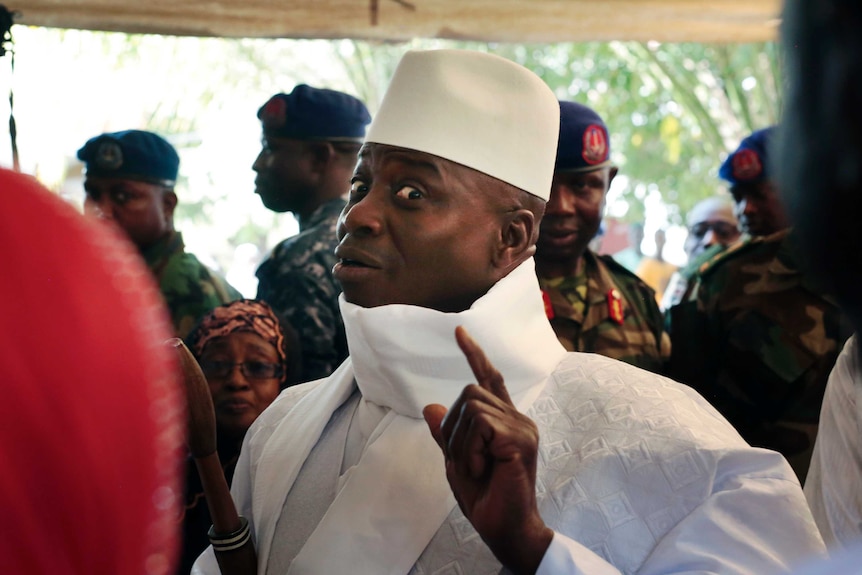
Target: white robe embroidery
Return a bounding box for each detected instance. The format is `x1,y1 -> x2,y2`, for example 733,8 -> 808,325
805,334 -> 862,550
193,258 -> 826,574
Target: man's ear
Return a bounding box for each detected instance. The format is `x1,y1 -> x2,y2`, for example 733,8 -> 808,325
607,166 -> 619,188
162,189 -> 178,220
494,209 -> 537,272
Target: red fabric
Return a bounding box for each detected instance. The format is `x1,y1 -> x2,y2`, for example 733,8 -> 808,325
0,169 -> 185,574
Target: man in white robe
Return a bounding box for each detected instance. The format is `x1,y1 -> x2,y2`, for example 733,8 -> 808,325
194,49 -> 825,574
805,336 -> 862,549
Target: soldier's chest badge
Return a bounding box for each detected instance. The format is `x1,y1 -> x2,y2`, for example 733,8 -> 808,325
607,289 -> 625,325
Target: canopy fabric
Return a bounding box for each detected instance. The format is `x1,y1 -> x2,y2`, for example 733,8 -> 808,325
12,0 -> 781,43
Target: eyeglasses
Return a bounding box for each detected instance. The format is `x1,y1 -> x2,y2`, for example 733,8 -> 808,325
199,360 -> 283,380
690,221 -> 739,241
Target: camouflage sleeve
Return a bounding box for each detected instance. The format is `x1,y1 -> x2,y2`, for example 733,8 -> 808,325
670,237 -> 856,478
666,245 -> 736,388
566,258 -> 670,374
666,273 -> 718,391
256,251 -> 346,383
160,253 -> 243,339
611,271 -> 671,372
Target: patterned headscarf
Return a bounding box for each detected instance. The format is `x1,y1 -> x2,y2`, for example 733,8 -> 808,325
186,299 -> 289,382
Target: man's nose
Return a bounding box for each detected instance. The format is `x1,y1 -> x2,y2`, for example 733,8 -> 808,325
702,228 -> 718,248
252,150 -> 267,172
339,191 -> 384,237
545,186 -> 575,215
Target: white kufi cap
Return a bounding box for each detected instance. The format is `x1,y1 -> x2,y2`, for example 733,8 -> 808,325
365,49 -> 559,201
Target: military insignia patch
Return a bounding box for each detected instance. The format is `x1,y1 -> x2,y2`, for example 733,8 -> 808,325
95,140 -> 123,171
582,124 -> 609,165
542,289 -> 555,320
261,96 -> 287,131
607,288 -> 624,325
732,148 -> 762,181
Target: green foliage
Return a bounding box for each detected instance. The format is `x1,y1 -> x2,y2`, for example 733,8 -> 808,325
506,41 -> 782,224
327,39 -> 782,225
21,28 -> 781,275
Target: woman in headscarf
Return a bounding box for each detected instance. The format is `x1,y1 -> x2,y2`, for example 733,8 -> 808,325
178,299 -> 300,573
0,168 -> 185,574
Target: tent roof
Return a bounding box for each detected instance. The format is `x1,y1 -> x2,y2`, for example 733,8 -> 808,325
12,0 -> 781,43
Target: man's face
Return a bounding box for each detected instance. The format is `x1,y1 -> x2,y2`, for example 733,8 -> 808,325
535,167 -> 614,264
333,144 -> 505,312
684,206 -> 741,259
731,180 -> 789,236
252,135 -> 318,214
83,176 -> 175,249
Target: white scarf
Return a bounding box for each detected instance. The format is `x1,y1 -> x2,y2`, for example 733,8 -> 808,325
253,258 -> 567,574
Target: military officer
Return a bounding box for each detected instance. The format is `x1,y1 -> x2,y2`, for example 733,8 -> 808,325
535,101 -> 669,373
667,127 -> 853,480
253,85 -> 371,382
78,129 -> 241,338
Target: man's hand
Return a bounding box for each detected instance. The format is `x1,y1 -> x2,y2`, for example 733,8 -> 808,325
423,326 -> 553,575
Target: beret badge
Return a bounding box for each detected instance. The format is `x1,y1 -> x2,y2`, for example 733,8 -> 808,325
731,148 -> 762,181
261,97 -> 287,131
582,124 -> 608,165
95,140 -> 123,171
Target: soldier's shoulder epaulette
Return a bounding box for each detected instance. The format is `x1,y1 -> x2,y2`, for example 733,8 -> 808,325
697,236 -> 764,278
678,244 -> 723,279
698,230 -> 789,279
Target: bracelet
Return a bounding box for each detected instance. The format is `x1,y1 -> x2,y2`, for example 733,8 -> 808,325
208,516 -> 251,552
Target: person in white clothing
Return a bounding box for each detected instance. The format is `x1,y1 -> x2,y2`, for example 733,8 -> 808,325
804,336 -> 862,549
193,49 -> 825,574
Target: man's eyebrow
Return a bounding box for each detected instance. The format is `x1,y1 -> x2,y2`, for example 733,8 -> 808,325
355,149 -> 444,179
383,152 -> 443,177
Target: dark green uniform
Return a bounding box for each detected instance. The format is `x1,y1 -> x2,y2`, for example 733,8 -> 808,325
660,243 -> 726,314
667,229 -> 853,480
256,198 -> 347,383
142,231 -> 242,339
538,250 -> 670,374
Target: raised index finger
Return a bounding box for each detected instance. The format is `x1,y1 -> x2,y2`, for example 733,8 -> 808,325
454,326 -> 512,405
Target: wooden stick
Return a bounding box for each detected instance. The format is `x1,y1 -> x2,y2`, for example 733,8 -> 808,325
167,338 -> 258,574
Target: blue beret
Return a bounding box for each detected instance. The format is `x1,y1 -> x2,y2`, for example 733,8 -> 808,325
555,100 -> 612,172
77,130 -> 179,185
257,84 -> 371,141
719,126 -> 775,186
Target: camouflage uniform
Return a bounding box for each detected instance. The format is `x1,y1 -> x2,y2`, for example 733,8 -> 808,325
538,250 -> 670,374
256,198 -> 347,383
667,228 -> 853,480
660,243 -> 725,313
142,231 -> 242,339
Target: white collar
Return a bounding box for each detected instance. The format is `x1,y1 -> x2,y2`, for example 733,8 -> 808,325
253,258 -> 567,574
342,258 -> 567,418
